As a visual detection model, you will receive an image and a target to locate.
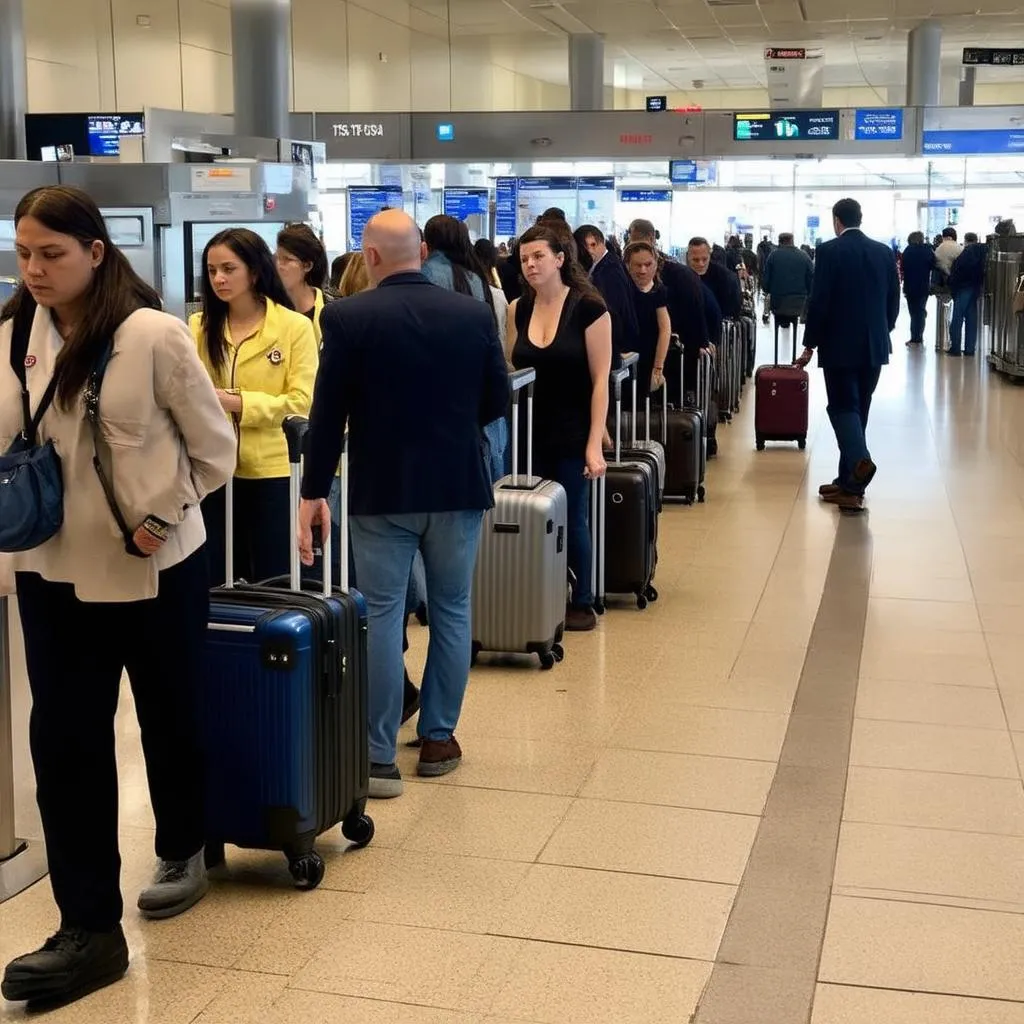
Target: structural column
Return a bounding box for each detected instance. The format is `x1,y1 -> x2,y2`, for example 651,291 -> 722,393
906,20 -> 942,107
959,65 -> 976,107
231,0 -> 291,139
0,0 -> 28,160
569,34 -> 605,111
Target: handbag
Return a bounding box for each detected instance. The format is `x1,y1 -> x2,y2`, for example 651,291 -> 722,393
0,300 -> 65,553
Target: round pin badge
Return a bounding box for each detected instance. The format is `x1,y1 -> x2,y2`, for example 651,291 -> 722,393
268,349 -> 283,365
24,355 -> 36,369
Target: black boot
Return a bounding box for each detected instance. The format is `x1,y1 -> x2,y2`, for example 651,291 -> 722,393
2,926 -> 129,1008
401,670 -> 421,725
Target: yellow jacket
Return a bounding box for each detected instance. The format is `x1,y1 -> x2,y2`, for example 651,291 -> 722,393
189,299 -> 319,479
310,288 -> 327,346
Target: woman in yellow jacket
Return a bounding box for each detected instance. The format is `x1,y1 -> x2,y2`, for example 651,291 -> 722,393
190,227 -> 318,585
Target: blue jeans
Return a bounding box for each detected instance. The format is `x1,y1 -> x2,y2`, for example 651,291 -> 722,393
483,417 -> 508,484
351,510 -> 484,765
823,367 -> 881,496
906,292 -> 928,344
537,455 -> 592,610
950,286 -> 980,355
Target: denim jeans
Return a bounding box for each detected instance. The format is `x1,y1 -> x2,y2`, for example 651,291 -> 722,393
823,367 -> 882,497
351,510 -> 484,765
950,286 -> 980,355
536,455 -> 592,610
483,417 -> 508,484
906,292 -> 928,344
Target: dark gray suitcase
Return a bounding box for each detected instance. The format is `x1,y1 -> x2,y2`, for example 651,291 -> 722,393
472,369 -> 568,671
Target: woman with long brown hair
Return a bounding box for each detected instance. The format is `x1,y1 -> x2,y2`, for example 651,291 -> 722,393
508,224 -> 612,632
0,186 -> 235,1007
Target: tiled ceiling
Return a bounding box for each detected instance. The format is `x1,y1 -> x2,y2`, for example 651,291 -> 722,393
409,0 -> 1024,92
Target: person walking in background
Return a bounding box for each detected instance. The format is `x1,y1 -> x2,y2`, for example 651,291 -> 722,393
275,223 -> 330,343
190,228 -> 318,585
509,224 -> 612,632
797,198 -> 900,514
298,210 -> 509,798
762,233 -> 813,325
900,231 -> 935,347
933,226 -> 962,287
0,186 -> 235,1008
947,231 -> 988,358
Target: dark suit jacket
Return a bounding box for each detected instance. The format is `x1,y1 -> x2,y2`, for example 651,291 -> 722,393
301,272 -> 511,515
901,242 -> 935,299
701,259 -> 743,319
659,256 -> 709,350
591,252 -> 639,361
803,229 -> 900,370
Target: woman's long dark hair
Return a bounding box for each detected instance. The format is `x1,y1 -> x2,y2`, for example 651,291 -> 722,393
0,185 -> 161,409
200,227 -> 294,373
277,222 -> 328,289
423,215 -> 496,318
517,224 -> 605,307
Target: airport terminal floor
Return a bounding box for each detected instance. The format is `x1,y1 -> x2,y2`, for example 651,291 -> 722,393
5,318 -> 1024,1023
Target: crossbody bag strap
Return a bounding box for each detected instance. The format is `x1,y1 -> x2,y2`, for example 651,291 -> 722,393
9,298 -> 58,445
83,340 -> 136,549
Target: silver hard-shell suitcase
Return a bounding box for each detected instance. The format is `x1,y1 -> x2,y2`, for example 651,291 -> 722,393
471,369 -> 568,671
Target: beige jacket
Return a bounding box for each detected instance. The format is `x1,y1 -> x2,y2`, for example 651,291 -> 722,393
0,305 -> 237,602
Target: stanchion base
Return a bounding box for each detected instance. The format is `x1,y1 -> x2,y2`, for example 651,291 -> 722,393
0,840 -> 48,904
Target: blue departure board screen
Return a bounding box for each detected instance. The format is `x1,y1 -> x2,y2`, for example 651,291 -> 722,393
854,109 -> 903,141
348,185 -> 404,249
495,178 -> 518,238
443,187 -> 489,221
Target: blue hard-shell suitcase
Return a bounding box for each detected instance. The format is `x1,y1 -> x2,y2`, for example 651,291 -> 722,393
200,418 -> 373,889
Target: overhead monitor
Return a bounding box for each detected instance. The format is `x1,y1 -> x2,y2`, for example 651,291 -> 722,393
733,110 -> 839,142
646,95 -> 668,112
853,109 -> 904,141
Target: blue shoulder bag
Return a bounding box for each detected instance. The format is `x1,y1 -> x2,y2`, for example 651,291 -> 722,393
0,300 -> 64,553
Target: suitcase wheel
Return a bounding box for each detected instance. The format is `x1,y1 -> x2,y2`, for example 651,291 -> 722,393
551,643 -> 565,664
798,436 -> 807,451
756,435 -> 766,452
342,812 -> 376,850
644,584 -> 659,604
594,600 -> 606,616
539,651 -> 557,670
288,850 -> 325,890
470,642 -> 481,667
636,593 -> 649,611
697,485 -> 706,504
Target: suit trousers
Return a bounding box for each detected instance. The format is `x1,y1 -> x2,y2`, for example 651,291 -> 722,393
823,366 -> 882,496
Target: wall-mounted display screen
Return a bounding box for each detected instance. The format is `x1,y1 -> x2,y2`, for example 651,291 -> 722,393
733,110 -> 839,142
853,109 -> 903,141
495,178 -> 518,238
922,129 -> 1024,156
86,114 -> 144,156
669,160 -> 717,185
25,112 -> 144,160
348,185 -> 404,249
620,189 -> 672,203
442,187 -> 489,221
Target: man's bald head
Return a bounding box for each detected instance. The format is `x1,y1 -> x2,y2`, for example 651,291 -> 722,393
363,209 -> 423,283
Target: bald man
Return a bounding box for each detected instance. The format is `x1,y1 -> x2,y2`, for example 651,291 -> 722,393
298,210 -> 510,798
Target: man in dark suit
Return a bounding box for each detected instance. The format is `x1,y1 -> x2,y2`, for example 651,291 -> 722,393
577,224 -> 639,363
298,210 -> 510,798
797,198 -> 900,513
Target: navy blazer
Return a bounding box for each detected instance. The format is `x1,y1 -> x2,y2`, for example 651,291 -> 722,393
591,253 -> 639,360
803,229 -> 901,370
901,242 -> 935,299
659,257 -> 709,350
301,272 -> 511,515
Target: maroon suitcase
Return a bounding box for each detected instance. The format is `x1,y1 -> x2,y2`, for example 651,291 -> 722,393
755,318 -> 809,451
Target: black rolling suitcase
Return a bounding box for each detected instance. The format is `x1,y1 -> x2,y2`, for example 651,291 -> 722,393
200,417 -> 373,889
597,364 -> 658,611
615,352 -> 666,511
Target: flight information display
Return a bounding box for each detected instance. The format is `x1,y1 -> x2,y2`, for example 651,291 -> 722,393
734,110 -> 839,142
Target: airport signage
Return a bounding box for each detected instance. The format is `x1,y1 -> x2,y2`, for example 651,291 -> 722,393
495,177 -> 518,238
620,189 -> 672,203
313,113 -> 411,160
854,109 -> 904,141
764,48 -> 807,60
669,159 -> 716,184
443,187 -> 488,221
646,96 -> 668,112
348,185 -> 404,248
734,110 -> 839,142
962,48 -> 1024,66
922,128 -> 1024,155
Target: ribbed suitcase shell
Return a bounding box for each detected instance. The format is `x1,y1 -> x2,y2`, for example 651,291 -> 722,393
472,476 -> 567,659
638,405 -> 703,503
202,586 -> 369,854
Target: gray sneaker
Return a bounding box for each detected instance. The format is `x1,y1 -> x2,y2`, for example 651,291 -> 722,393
369,763 -> 403,799
137,850 -> 209,920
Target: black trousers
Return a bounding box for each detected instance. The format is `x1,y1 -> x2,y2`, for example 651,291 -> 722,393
16,548 -> 210,932
202,477 -> 291,587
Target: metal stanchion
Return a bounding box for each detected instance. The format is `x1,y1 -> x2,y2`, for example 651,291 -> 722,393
0,596 -> 48,903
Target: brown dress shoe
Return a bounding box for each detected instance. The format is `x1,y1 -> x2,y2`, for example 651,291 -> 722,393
565,606 -> 597,632
418,735 -> 462,777
818,483 -> 841,497
851,458 -> 877,488
821,490 -> 864,512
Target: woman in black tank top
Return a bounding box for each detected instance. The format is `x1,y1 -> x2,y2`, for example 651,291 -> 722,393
509,224 -> 612,632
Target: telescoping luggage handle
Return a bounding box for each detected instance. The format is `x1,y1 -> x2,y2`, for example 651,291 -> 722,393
508,367 -> 536,487
609,362 -> 632,464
